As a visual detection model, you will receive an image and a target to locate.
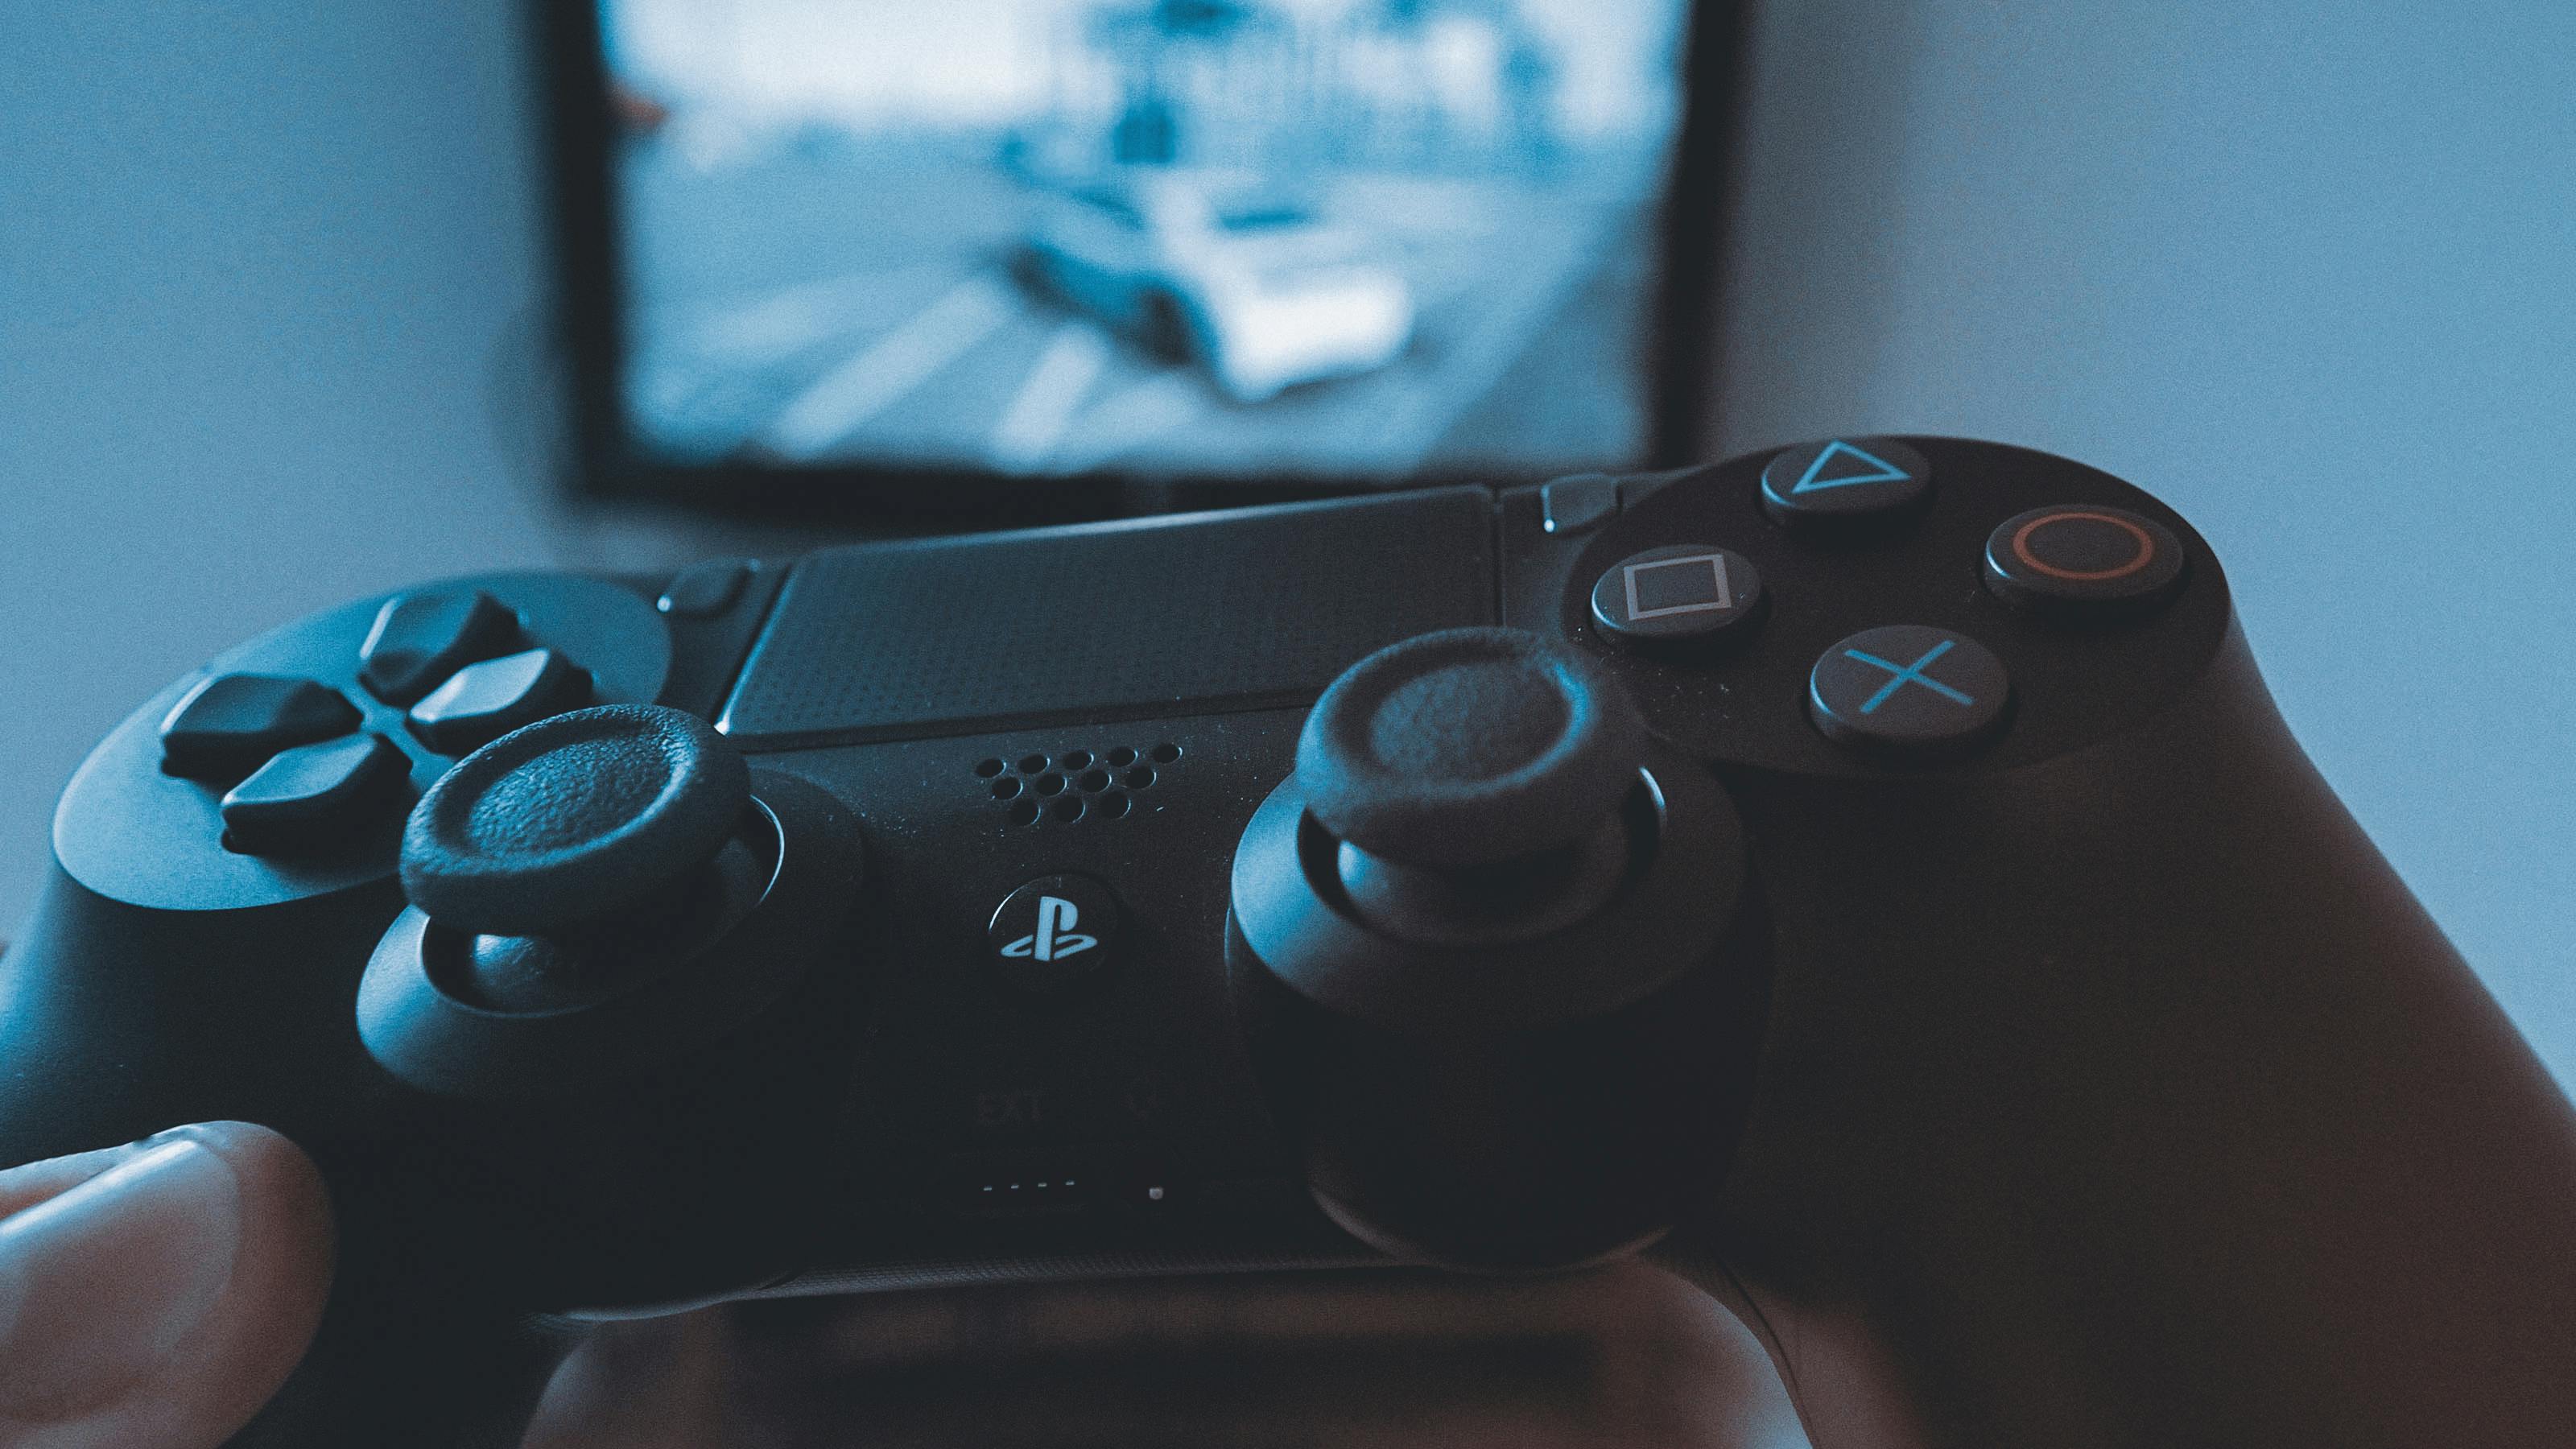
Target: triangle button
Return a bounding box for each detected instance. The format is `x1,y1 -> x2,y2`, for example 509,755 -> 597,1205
1761,436 -> 1932,526
1793,440 -> 1909,493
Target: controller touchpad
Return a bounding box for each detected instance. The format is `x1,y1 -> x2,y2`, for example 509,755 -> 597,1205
719,489 -> 1496,746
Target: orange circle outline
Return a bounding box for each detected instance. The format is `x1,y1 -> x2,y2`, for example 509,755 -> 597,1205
2012,510 -> 2157,582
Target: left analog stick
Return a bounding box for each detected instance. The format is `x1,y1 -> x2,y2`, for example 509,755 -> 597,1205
401,704 -> 749,938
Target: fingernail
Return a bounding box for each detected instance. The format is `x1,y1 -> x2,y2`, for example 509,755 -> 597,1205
0,1133 -> 243,1421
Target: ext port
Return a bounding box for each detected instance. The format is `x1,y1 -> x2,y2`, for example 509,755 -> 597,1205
941,1150 -> 1096,1220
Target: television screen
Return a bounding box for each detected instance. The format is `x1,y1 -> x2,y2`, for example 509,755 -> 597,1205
585,0 -> 1706,486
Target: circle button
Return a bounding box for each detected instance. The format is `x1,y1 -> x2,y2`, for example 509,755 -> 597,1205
1761,437 -> 1931,529
987,874 -> 1120,996
1589,544 -> 1765,650
1984,506 -> 2186,617
1808,625 -> 2011,758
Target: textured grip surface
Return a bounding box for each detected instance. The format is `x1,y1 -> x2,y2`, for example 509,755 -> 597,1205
401,705 -> 747,935
1295,628 -> 1647,865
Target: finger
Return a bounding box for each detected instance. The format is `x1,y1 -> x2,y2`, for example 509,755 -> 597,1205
0,1141 -> 155,1221
1594,1260 -> 1814,1448
518,1263 -> 1813,1447
521,1311 -> 730,1449
0,1121 -> 336,1449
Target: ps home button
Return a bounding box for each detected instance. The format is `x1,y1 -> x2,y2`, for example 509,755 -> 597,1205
987,873 -> 1121,997
1760,437 -> 1932,530
1589,544 -> 1765,652
1984,505 -> 2186,619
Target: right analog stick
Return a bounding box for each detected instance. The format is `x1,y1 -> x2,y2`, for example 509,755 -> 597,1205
1295,627 -> 1648,869
1228,630 -> 1766,1269
1294,629 -> 1652,946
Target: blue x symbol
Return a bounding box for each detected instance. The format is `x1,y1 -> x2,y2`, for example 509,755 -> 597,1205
1843,639 -> 1976,713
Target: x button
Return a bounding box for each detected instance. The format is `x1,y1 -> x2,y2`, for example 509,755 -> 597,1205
1809,625 -> 2011,758
1847,638 -> 1975,712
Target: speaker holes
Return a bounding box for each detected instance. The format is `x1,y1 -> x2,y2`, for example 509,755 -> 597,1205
973,743 -> 1174,824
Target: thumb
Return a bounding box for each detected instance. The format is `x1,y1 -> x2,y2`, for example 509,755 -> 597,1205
0,1121 -> 335,1449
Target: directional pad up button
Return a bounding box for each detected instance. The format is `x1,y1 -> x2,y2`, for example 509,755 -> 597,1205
220,733 -> 411,854
159,673 -> 360,780
407,648 -> 592,755
359,589 -> 522,705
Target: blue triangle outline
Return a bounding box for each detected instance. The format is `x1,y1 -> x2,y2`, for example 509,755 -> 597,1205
1792,440 -> 1909,493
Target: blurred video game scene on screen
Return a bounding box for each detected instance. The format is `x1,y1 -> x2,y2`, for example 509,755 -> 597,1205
599,0 -> 1695,481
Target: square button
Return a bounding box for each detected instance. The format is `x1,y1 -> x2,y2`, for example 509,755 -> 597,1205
1590,544 -> 1765,648
1624,553 -> 1736,619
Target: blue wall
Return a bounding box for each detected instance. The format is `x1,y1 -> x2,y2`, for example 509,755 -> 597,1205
0,2 -> 563,950
2,2 -> 2569,1084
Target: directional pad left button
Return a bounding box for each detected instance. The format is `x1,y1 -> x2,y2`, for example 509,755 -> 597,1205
220,733 -> 411,854
159,674 -> 360,780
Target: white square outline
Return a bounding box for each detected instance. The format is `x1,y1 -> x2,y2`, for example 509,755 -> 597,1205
1623,553 -> 1735,621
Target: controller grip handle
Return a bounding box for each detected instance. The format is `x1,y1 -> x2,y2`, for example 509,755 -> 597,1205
221,1297 -> 565,1449
1675,617 -> 2576,1446
0,867 -> 412,1173
0,877 -> 558,1447
0,869 -> 796,1447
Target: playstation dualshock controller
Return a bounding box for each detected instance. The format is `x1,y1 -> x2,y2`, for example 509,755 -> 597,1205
0,440 -> 2502,1443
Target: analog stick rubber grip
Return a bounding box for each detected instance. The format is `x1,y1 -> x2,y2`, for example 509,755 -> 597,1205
400,704 -> 749,936
1294,628 -> 1648,867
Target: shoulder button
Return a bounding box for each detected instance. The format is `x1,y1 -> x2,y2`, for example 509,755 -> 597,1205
658,559 -> 753,618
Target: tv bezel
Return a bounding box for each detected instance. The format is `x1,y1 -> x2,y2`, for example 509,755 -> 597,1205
534,0 -> 1752,525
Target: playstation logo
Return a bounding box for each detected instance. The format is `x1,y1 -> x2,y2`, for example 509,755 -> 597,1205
1001,894 -> 1096,962
986,874 -> 1120,993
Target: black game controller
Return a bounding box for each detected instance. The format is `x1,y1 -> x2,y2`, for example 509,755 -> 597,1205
0,440 -> 2492,1444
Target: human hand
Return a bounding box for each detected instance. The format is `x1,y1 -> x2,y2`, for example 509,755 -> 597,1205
0,1123 -> 334,1449
518,1261 -> 1808,1448
0,1120 -> 1810,1449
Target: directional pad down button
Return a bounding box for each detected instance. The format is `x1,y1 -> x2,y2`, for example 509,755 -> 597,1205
220,732 -> 411,853
159,673 -> 360,780
407,648 -> 593,755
